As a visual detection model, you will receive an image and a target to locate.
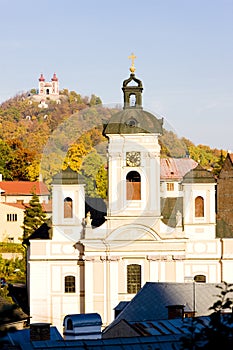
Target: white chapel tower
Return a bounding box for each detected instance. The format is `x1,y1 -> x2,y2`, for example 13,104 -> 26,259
103,54 -> 163,231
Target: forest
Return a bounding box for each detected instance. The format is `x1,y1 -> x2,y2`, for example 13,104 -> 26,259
0,88 -> 227,199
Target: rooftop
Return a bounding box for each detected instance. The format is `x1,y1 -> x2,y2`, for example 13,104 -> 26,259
0,181 -> 49,196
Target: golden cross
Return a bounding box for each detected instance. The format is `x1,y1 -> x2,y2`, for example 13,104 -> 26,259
128,53 -> 136,72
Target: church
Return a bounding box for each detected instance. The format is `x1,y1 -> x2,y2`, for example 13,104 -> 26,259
25,59 -> 233,333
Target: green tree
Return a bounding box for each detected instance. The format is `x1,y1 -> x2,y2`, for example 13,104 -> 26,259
80,151 -> 106,197
22,192 -> 46,239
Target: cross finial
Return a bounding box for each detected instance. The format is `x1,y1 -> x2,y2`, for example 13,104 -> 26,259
128,53 -> 136,73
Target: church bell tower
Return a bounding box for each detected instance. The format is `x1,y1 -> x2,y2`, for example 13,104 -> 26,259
103,54 -> 163,222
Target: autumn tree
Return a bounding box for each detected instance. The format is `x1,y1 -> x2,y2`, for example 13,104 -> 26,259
96,164 -> 108,199
0,139 -> 14,179
159,129 -> 187,158
80,151 -> 106,197
89,94 -> 102,106
22,192 -> 46,240
63,143 -> 90,172
5,139 -> 37,180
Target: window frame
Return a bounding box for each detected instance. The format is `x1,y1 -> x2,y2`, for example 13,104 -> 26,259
167,182 -> 175,191
194,274 -> 206,283
126,171 -> 141,200
195,196 -> 204,218
127,264 -> 141,294
64,275 -> 76,293
64,197 -> 73,219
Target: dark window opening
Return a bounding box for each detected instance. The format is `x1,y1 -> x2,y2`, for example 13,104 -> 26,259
194,274 -> 206,283
67,319 -> 73,330
126,118 -> 138,127
7,214 -> 17,222
65,275 -> 75,293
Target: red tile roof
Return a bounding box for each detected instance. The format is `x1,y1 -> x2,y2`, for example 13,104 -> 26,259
0,181 -> 49,196
160,158 -> 198,180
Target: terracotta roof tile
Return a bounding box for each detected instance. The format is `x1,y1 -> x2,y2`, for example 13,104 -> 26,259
0,181 -> 49,196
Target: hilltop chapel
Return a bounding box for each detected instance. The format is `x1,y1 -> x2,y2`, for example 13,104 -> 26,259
25,58 -> 233,333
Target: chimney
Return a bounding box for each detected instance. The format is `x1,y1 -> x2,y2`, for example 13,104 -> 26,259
30,323 -> 51,341
166,305 -> 184,319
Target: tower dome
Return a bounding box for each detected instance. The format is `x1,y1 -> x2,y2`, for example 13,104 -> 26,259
103,55 -> 163,135
51,73 -> 58,81
39,73 -> 45,82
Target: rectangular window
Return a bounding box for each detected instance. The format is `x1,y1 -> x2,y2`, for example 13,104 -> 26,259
7,214 -> 17,222
167,182 -> 174,191
127,264 -> 141,294
65,275 -> 76,293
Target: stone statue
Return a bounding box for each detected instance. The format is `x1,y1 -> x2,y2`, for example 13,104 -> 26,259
176,210 -> 182,227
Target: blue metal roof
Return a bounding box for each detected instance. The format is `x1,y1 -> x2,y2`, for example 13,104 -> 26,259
63,313 -> 102,327
104,282 -> 233,332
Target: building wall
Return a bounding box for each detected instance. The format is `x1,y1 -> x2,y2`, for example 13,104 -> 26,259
0,194 -> 49,204
29,239 -> 81,331
183,183 -> 216,240
0,204 -> 24,242
28,232 -> 233,334
217,155 -> 233,236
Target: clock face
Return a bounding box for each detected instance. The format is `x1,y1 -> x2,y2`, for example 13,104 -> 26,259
126,151 -> 141,167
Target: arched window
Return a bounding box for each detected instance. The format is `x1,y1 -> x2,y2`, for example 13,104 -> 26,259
46,88 -> 50,95
127,264 -> 141,294
65,275 -> 75,293
67,319 -> 73,330
195,196 -> 204,217
126,171 -> 141,200
194,274 -> 206,283
64,197 -> 73,218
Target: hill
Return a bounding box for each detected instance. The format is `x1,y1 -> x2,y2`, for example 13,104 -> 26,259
0,89 -> 227,196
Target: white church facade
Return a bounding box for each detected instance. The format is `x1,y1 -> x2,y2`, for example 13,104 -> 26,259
29,73 -> 61,107
25,63 -> 233,333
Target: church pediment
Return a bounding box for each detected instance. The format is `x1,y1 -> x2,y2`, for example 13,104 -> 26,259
105,224 -> 161,243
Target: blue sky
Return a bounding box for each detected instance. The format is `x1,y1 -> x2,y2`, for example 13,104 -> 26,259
0,0 -> 232,151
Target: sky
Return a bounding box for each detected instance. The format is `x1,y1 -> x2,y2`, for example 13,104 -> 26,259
0,0 -> 232,151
